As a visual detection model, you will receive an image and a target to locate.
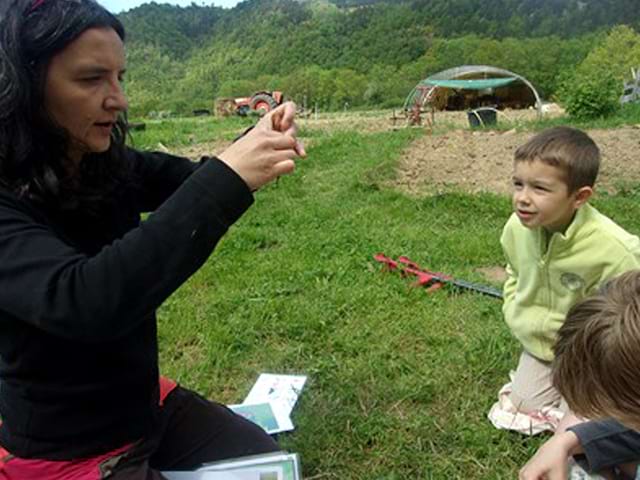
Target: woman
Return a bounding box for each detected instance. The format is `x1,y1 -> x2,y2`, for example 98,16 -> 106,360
0,0 -> 305,478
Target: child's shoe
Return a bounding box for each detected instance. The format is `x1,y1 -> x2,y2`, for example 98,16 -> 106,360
487,379 -> 564,435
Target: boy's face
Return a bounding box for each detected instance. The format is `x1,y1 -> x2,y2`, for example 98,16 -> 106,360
511,159 -> 590,233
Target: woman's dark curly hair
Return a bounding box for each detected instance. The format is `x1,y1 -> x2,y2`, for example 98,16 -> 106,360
0,0 -> 129,211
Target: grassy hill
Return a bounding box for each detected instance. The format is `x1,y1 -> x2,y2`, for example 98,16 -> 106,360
118,0 -> 639,117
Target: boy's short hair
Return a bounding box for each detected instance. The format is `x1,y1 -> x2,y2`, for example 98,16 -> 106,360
552,270 -> 640,429
514,127 -> 600,193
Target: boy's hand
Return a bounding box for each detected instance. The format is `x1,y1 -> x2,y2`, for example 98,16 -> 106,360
519,431 -> 581,480
218,101 -> 306,191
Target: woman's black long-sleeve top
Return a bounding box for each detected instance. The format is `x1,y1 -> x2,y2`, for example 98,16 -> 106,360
0,150 -> 253,460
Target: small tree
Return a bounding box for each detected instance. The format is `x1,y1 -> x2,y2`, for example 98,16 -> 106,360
558,25 -> 640,119
559,70 -> 619,119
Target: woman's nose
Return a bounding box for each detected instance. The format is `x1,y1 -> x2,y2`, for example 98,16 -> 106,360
104,82 -> 128,112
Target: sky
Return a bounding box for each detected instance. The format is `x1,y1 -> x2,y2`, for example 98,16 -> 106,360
99,0 -> 242,14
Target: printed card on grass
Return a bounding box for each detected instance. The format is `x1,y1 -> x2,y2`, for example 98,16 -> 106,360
229,401 -> 293,434
243,374 -> 307,418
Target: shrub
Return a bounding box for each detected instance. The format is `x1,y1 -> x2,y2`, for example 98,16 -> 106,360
559,70 -> 620,119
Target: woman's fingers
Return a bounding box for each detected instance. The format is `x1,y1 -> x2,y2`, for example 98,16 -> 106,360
282,124 -> 306,158
218,101 -> 304,191
268,101 -> 297,133
267,131 -> 297,150
294,140 -> 306,157
272,159 -> 296,177
263,146 -> 299,169
264,131 -> 306,158
218,135 -> 299,190
255,102 -> 306,157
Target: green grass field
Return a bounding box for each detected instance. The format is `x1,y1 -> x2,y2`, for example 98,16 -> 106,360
129,110 -> 640,479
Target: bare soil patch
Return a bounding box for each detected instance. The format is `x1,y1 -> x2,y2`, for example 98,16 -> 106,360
475,266 -> 508,284
298,110 -> 398,134
173,140 -> 230,161
393,126 -> 640,196
174,110 -> 640,198
298,107 -> 546,133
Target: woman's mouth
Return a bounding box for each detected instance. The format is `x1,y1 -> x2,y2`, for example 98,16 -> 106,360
94,122 -> 114,135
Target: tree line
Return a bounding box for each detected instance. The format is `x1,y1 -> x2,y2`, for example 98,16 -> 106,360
119,0 -> 640,117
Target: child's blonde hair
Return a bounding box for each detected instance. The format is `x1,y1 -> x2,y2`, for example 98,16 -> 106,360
552,270 -> 640,430
515,127 -> 600,193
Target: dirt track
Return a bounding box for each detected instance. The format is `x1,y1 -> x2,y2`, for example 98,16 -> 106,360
303,109 -> 640,197
300,108 -> 640,196
175,109 -> 640,197
394,126 -> 640,196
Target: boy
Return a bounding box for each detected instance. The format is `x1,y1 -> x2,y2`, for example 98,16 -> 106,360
520,270 -> 640,479
488,127 -> 640,434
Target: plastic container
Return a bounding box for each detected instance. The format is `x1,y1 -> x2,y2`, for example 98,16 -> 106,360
467,107 -> 497,127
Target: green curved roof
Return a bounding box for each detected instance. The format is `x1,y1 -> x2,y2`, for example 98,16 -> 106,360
421,77 -> 517,90
404,65 -> 542,116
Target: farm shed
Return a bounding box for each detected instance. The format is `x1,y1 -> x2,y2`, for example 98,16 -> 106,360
405,65 -> 542,117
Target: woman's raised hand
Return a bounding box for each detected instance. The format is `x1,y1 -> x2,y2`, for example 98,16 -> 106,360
218,102 -> 306,191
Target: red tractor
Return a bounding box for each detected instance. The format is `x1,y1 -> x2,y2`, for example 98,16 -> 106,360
216,91 -> 284,117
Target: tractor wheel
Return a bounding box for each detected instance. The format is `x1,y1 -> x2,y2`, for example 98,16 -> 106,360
250,94 -> 278,115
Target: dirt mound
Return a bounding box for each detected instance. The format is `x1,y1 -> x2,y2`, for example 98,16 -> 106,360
393,127 -> 640,196
173,140 -> 230,160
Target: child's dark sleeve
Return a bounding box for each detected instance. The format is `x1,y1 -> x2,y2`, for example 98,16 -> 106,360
569,419 -> 640,472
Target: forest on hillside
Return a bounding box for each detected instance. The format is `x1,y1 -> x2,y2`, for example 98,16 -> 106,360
118,0 -> 640,117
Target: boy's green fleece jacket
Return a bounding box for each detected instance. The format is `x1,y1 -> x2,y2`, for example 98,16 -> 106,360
501,203 -> 640,361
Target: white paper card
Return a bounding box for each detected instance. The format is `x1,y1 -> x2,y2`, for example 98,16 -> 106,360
243,374 -> 307,418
